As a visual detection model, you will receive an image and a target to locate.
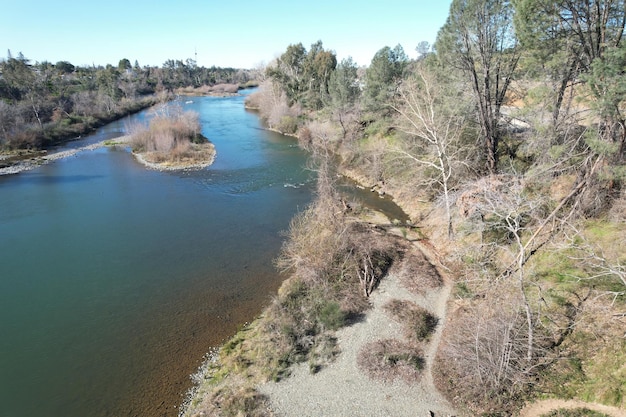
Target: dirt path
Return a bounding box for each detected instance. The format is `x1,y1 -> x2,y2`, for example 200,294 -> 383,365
518,399 -> 626,417
258,238 -> 457,417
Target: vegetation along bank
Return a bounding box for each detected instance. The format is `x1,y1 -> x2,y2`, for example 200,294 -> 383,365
3,0 -> 625,415
182,1 -> 626,416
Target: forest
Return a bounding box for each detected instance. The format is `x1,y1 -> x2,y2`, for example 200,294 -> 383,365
0,53 -> 257,149
185,0 -> 626,416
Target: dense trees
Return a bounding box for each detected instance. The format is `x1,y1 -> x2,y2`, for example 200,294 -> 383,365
248,1 -> 625,413
362,45 -> 409,116
266,41 -> 337,110
0,52 -> 256,149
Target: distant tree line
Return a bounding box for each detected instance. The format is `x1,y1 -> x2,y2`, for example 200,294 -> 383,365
0,51 -> 258,149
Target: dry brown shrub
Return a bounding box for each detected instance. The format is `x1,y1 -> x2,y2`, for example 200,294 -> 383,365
357,339 -> 424,383
209,83 -> 240,94
395,247 -> 443,294
433,285 -> 539,415
383,299 -> 438,342
192,384 -> 270,417
129,108 -> 213,167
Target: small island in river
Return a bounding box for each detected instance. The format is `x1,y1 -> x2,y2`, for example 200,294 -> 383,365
128,106 -> 215,171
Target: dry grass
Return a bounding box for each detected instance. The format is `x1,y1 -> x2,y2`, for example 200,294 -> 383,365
357,339 -> 424,383
187,378 -> 271,417
383,299 -> 438,342
394,248 -> 443,294
177,83 -> 241,96
129,108 -> 215,168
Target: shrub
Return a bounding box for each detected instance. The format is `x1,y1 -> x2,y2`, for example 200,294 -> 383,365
128,106 -> 214,167
357,339 -> 424,382
317,300 -> 346,330
394,248 -> 443,294
383,299 -> 438,341
277,115 -> 298,134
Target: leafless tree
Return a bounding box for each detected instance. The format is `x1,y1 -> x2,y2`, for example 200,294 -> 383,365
473,176 -> 545,362
559,226 -> 626,303
391,68 -> 471,239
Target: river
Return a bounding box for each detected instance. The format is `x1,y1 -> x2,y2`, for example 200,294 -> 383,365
0,91 -> 408,417
0,92 -> 316,417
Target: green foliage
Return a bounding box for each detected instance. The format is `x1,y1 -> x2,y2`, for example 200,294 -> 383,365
54,60 -> 75,74
363,44 -> 408,115
328,57 -> 360,110
118,58 -> 131,71
436,0 -> 519,173
276,115 -> 299,135
317,301 -> 346,330
267,41 -> 337,110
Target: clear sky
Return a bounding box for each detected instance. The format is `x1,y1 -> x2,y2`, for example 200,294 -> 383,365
1,0 -> 452,69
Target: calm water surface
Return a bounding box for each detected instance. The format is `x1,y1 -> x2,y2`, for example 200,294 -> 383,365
0,93 -> 314,417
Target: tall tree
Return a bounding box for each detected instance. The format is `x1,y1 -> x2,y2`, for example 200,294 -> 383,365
436,0 -> 520,174
267,43 -> 307,104
302,40 -> 337,109
391,66 -> 471,238
328,57 -> 360,138
515,0 -> 626,128
515,0 -> 626,158
268,41 -> 336,109
363,44 -> 409,116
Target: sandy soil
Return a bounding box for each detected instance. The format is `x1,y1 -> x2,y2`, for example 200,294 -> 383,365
258,237 -> 458,417
518,399 -> 626,417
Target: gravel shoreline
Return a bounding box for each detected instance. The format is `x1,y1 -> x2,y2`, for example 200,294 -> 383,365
258,237 -> 458,417
0,137 -> 131,176
0,135 -> 216,175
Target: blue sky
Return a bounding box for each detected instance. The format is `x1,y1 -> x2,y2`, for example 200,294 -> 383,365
1,0 -> 452,68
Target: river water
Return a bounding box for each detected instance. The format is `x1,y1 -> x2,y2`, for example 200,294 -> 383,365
0,93 -> 315,417
0,92 -> 409,417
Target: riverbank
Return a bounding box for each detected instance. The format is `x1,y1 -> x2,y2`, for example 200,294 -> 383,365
179,189 -> 459,417
0,135 -> 216,176
0,139 -> 129,175
176,82 -> 259,97
257,219 -> 457,417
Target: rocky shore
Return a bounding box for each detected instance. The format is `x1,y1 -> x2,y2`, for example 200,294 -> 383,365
0,140 -> 121,176
0,135 -> 216,175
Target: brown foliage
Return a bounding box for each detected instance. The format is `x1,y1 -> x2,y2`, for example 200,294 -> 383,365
433,284 -> 548,415
131,109 -> 200,152
191,384 -> 270,417
357,339 -> 424,383
394,247 -> 443,294
245,80 -> 301,134
383,299 -> 438,342
129,106 -> 213,166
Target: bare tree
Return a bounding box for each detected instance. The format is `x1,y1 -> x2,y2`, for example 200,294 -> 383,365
391,67 -> 471,239
560,225 -> 626,302
473,176 -> 544,362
